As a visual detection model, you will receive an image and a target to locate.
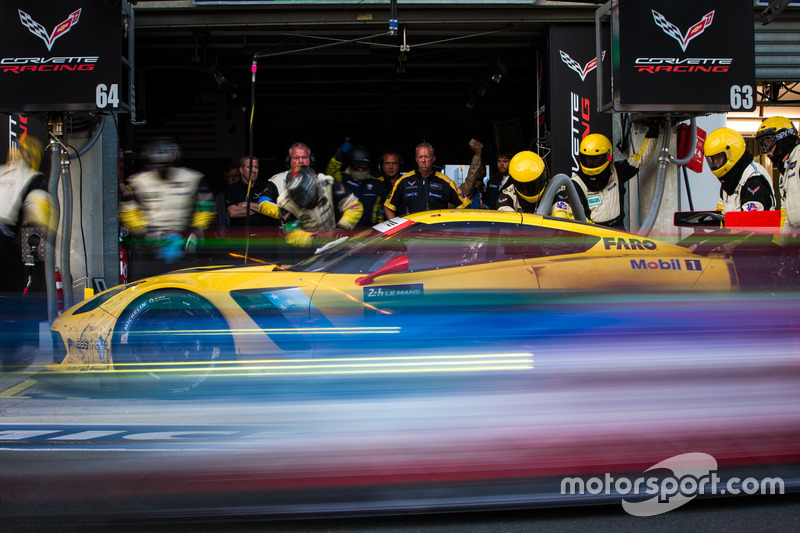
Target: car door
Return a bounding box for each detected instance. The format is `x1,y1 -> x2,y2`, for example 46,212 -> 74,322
512,223 -> 602,290
587,234 -> 730,291
226,271 -> 329,359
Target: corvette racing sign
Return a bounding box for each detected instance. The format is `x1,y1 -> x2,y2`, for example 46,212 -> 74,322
0,0 -> 123,112
612,0 -> 756,112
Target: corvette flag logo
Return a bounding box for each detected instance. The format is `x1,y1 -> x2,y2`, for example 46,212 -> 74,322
18,8 -> 82,51
652,10 -> 714,52
560,50 -> 606,81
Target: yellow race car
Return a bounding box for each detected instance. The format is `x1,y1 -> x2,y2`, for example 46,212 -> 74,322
47,209 -> 738,392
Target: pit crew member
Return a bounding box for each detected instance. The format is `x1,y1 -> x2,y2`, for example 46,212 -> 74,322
552,126 -> 659,227
119,138 -> 215,279
496,150 -> 547,213
384,142 -> 470,219
326,144 -> 386,227
275,165 -> 363,249
704,127 -> 774,215
756,116 -> 800,236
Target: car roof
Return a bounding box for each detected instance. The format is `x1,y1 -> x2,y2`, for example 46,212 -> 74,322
401,209 -> 629,238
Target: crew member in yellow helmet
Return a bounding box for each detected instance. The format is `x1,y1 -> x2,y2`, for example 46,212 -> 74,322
704,127 -> 774,215
756,116 -> 800,236
552,124 -> 659,227
496,150 -> 547,213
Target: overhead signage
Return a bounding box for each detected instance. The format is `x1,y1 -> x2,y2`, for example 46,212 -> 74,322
0,0 -> 124,112
612,0 -> 756,112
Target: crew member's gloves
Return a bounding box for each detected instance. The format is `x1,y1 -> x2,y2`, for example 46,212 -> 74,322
335,138 -> 353,160
156,233 -> 185,263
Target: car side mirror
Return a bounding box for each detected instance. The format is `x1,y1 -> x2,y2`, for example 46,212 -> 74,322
355,254 -> 409,286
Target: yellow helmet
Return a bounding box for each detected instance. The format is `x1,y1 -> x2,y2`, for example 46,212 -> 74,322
509,151 -> 546,203
7,137 -> 43,171
755,116 -> 798,164
579,134 -> 612,176
704,127 -> 745,179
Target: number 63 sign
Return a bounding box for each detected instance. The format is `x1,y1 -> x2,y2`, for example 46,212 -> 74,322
611,0 -> 756,113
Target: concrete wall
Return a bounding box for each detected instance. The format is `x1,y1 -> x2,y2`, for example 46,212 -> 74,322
54,118 -> 119,305
627,114 -> 727,241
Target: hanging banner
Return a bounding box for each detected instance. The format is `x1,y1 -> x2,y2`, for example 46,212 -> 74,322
612,0 -> 756,112
549,25 -> 613,177
0,0 -> 124,112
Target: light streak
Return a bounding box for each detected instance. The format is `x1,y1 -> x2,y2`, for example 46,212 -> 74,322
45,352 -> 535,377
307,278 -> 393,315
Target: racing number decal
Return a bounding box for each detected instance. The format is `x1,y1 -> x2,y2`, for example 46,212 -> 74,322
374,217 -> 414,236
730,85 -> 753,110
96,84 -> 120,109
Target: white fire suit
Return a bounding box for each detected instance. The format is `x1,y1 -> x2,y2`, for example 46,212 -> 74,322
553,134 -> 658,227
120,167 -> 214,236
277,174 -> 362,248
269,170 -> 291,197
0,160 -> 51,231
716,160 -> 774,215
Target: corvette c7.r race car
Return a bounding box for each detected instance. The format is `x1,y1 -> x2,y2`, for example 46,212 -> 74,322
46,209 -> 764,392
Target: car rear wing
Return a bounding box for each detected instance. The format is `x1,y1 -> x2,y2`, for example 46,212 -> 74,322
674,210 -> 781,231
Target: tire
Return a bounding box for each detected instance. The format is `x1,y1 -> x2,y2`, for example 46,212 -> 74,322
112,290 -> 230,393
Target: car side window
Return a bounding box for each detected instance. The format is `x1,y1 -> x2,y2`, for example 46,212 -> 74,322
497,225 -> 599,260
402,227 -> 492,272
331,222 -> 501,274
328,221 -> 599,274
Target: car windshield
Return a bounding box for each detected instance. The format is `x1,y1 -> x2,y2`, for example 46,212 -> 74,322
287,227 -> 411,273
